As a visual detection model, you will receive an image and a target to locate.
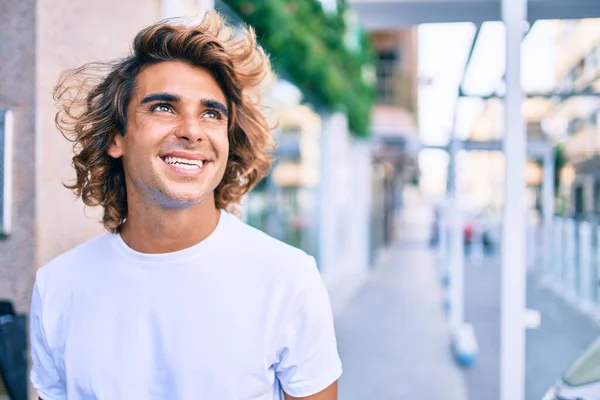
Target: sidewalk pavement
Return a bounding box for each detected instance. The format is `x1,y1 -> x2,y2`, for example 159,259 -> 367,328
333,205 -> 468,400
462,246 -> 600,400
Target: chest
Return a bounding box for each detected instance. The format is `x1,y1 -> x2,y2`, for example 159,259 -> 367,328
58,277 -> 282,399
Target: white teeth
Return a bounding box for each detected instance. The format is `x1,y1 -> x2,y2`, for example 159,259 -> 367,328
170,163 -> 198,170
163,156 -> 204,168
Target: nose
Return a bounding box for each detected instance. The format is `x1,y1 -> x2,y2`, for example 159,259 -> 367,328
175,115 -> 206,142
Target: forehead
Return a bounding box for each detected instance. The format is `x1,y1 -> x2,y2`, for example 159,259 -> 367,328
134,60 -> 226,104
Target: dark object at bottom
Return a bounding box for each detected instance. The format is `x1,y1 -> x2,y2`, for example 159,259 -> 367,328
0,300 -> 28,400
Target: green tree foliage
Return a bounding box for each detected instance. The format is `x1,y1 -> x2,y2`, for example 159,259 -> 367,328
225,0 -> 376,136
553,143 -> 567,196
533,143 -> 567,197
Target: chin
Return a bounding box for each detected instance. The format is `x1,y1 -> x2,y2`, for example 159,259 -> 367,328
156,187 -> 211,209
171,192 -> 208,206
150,173 -> 220,209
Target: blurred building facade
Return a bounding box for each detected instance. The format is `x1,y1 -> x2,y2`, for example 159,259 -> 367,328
549,19 -> 600,218
218,2 -> 421,280
462,95 -> 553,214
458,18 -> 600,220
369,28 -> 420,257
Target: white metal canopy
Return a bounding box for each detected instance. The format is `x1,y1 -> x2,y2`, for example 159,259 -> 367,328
349,0 -> 600,29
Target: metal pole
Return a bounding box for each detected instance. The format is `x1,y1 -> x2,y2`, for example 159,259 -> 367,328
578,221 -> 593,310
565,219 -> 577,299
448,137 -> 464,331
318,112 -> 339,278
350,139 -> 372,273
596,226 -> 600,306
542,148 -> 555,278
500,0 -> 527,398
552,217 -> 564,283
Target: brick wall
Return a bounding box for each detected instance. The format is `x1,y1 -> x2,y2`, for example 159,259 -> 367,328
0,0 -> 37,313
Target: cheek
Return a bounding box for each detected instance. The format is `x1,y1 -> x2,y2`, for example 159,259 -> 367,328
216,132 -> 230,177
215,129 -> 230,159
127,117 -> 169,150
123,139 -> 152,168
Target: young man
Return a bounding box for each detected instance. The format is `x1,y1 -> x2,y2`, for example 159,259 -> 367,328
30,12 -> 342,400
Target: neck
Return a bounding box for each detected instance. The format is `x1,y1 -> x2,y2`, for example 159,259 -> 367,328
119,194 -> 222,254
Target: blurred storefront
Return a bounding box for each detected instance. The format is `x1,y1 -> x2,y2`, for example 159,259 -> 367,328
369,28 -> 420,258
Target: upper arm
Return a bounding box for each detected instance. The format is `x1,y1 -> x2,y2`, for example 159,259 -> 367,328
275,256 -> 343,398
284,381 -> 338,400
30,282 -> 67,399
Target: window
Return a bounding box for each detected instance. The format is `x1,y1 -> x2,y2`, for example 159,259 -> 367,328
574,185 -> 585,216
594,181 -> 600,214
375,51 -> 399,105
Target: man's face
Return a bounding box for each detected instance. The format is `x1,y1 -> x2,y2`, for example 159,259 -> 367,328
108,60 -> 230,209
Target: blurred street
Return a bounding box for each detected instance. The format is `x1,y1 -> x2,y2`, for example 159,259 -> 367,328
336,201 -> 468,399
332,191 -> 600,400
463,241 -> 600,400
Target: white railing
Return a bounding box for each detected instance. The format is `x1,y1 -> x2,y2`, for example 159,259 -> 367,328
434,214 -> 600,321
564,219 -> 577,301
551,217 -> 564,282
543,217 -> 600,319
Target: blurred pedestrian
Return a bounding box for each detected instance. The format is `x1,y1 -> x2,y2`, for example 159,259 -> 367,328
29,11 -> 341,400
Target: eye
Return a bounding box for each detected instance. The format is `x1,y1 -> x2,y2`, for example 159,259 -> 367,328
203,109 -> 222,119
151,103 -> 173,113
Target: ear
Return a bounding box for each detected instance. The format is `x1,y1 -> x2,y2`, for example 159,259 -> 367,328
107,133 -> 124,159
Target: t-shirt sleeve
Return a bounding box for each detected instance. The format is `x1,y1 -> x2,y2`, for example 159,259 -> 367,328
275,256 -> 343,397
29,282 -> 67,400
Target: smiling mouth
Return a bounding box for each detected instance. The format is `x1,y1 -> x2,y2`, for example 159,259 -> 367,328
161,156 -> 205,170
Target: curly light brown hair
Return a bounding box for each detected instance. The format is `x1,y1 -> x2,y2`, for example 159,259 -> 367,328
54,11 -> 275,233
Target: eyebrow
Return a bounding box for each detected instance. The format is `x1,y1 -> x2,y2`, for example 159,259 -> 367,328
140,92 -> 180,105
201,99 -> 229,117
140,92 -> 229,117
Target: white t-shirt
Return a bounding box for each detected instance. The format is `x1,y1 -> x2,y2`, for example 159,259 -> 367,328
30,210 -> 342,400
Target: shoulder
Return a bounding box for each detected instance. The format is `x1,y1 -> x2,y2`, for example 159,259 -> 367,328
227,213 -> 308,257
224,213 -> 321,287
35,233 -> 112,296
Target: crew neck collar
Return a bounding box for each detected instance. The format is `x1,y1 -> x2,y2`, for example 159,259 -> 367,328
108,209 -> 230,266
